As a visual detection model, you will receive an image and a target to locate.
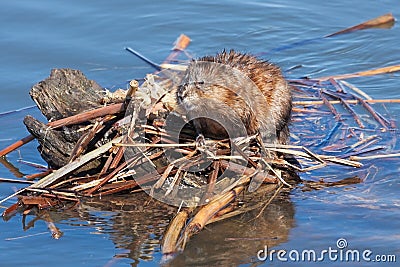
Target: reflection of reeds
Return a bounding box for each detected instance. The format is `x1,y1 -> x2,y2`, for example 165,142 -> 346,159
1,15 -> 400,257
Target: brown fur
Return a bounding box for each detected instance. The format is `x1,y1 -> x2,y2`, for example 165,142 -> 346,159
177,50 -> 292,144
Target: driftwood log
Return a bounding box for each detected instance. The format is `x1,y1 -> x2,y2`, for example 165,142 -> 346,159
23,69 -> 122,170
29,68 -> 105,120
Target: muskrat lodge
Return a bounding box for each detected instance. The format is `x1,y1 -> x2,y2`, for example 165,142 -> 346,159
1,16 -> 400,258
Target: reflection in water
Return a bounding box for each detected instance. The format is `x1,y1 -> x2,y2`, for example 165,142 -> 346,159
77,192 -> 177,263
167,196 -> 295,266
69,188 -> 295,266
0,157 -> 25,178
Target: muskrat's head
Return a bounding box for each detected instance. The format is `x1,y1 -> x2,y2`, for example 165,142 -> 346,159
176,60 -> 248,138
177,79 -> 207,112
177,60 -> 240,112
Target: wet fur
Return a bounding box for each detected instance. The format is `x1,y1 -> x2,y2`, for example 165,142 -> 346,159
177,50 -> 292,144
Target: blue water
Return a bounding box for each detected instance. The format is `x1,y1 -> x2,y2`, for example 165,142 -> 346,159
1,0 -> 399,266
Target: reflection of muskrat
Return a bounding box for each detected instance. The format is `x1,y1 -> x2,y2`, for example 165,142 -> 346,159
177,50 -> 292,144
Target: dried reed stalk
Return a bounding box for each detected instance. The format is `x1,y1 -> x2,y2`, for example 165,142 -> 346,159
0,103 -> 125,157
37,136 -> 123,189
316,64 -> 400,81
162,208 -> 192,254
175,185 -> 245,251
350,153 -> 400,161
325,13 -> 395,37
293,98 -> 400,106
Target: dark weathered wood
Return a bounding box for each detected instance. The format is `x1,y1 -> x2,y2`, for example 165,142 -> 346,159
23,68 -> 115,169
23,115 -> 103,171
30,68 -> 105,121
24,115 -> 75,168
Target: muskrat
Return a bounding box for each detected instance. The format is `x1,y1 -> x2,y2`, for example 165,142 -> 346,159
176,50 -> 292,144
